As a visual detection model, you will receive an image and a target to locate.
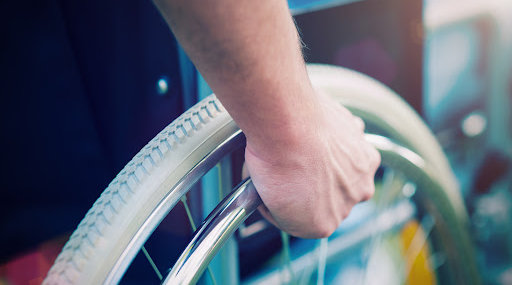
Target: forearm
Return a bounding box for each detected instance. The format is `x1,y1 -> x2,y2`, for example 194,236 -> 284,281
154,0 -> 381,238
153,0 -> 317,160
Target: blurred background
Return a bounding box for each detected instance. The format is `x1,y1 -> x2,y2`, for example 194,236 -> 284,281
0,0 -> 511,284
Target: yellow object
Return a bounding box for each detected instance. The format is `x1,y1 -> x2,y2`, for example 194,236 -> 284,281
401,220 -> 436,285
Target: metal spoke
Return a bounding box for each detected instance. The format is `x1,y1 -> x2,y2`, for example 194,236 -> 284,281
182,196 -> 197,231
378,168 -> 409,208
243,200 -> 415,285
428,252 -> 446,272
361,169 -> 410,284
181,196 -> 218,285
378,167 -> 397,208
141,246 -> 163,281
316,238 -> 328,285
216,163 -> 224,201
401,215 -> 436,278
297,247 -> 318,285
280,231 -> 295,284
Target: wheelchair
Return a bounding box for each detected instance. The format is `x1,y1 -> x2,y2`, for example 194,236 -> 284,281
43,64 -> 480,284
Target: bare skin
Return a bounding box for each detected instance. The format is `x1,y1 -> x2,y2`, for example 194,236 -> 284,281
153,0 -> 380,238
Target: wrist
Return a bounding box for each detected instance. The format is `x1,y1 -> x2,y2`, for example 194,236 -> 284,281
244,86 -> 322,164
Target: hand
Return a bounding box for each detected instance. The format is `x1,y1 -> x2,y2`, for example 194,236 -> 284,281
244,91 -> 380,239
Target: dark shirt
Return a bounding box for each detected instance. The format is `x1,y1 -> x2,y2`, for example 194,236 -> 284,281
0,0 -> 184,260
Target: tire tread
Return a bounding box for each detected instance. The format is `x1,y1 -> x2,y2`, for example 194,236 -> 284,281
44,96 -> 224,284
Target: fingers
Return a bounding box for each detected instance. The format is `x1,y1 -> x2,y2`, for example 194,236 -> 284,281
345,113 -> 379,203
359,141 -> 380,202
360,176 -> 376,202
353,116 -> 365,132
257,204 -> 279,228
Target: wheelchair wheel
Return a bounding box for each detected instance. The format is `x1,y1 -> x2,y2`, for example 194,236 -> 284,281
43,64 -> 479,284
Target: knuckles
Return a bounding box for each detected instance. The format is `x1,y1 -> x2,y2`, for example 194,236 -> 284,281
314,225 -> 337,239
303,219 -> 339,239
307,205 -> 351,239
360,183 -> 376,201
